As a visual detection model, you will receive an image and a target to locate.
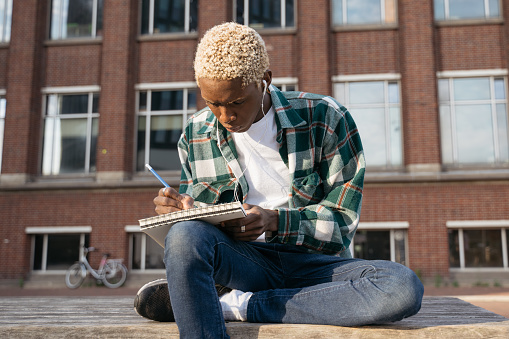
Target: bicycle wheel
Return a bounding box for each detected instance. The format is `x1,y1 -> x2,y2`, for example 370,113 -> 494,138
102,261 -> 127,288
65,263 -> 87,289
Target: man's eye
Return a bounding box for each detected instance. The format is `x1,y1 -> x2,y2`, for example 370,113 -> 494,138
232,101 -> 244,105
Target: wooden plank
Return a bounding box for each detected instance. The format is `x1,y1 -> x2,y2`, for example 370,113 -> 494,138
0,297 -> 507,338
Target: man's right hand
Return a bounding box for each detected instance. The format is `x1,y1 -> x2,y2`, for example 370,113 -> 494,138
153,187 -> 195,215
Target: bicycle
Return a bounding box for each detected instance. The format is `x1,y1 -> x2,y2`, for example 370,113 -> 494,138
65,247 -> 128,289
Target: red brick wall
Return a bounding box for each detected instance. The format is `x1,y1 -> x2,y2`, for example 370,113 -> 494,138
363,181 -> 509,276
44,45 -> 101,86
0,189 -> 159,279
1,1 -> 509,281
399,0 -> 441,167
334,30 -> 400,75
437,25 -> 507,71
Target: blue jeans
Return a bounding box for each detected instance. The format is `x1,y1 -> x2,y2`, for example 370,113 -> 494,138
164,221 -> 423,339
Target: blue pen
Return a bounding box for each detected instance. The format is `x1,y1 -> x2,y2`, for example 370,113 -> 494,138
145,164 -> 206,208
145,164 -> 170,188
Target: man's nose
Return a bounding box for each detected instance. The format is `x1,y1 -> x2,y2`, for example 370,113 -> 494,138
219,106 -> 236,123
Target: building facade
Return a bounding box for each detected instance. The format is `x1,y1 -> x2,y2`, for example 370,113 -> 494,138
1,0 -> 509,286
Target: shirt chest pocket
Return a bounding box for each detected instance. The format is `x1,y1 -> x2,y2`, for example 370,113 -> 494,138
290,172 -> 324,207
192,179 -> 239,204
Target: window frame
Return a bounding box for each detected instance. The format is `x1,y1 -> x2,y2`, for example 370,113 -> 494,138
437,70 -> 509,167
0,0 -> 12,43
141,0 -> 197,35
234,0 -> 296,30
40,86 -> 101,176
333,73 -> 403,169
26,226 -> 91,273
135,82 -> 198,173
447,220 -> 509,271
50,0 -> 103,40
125,225 -> 166,272
331,0 -> 398,28
351,221 -> 410,266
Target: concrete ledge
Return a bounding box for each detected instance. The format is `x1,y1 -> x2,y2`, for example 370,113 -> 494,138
0,297 -> 507,338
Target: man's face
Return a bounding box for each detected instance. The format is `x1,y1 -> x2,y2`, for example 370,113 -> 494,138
198,77 -> 265,133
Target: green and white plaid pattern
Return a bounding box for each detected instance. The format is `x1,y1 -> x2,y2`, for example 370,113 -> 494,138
178,86 -> 365,256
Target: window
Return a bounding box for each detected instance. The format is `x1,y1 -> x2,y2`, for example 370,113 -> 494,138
41,89 -> 100,175
26,227 -> 90,272
332,0 -> 397,26
334,76 -> 402,168
447,221 -> 509,270
236,0 -> 295,29
126,227 -> 165,270
141,0 -> 197,34
136,85 -> 197,171
352,222 -> 409,266
0,0 -> 12,43
434,0 -> 500,21
50,0 -> 103,39
438,74 -> 508,166
272,77 -> 298,92
0,94 -> 5,173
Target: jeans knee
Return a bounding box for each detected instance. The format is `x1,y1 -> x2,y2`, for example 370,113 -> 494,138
164,221 -> 223,264
387,265 -> 424,319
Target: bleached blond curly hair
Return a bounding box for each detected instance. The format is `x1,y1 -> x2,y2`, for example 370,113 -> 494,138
194,22 -> 270,88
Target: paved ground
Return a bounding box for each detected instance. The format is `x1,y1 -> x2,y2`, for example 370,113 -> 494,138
1,284 -> 508,319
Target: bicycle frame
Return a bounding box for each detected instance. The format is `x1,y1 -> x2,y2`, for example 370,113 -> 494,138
80,248 -> 109,280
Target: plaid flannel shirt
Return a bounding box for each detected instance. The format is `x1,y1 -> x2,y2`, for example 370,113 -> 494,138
177,86 -> 365,257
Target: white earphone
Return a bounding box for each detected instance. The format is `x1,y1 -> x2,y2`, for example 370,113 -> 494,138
263,80 -> 267,92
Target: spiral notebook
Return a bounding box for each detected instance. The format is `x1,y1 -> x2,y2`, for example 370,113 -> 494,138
139,201 -> 246,247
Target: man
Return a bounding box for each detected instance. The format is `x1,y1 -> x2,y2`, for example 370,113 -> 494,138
134,22 -> 423,338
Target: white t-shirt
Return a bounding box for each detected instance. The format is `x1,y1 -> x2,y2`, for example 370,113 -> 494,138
232,107 -> 290,241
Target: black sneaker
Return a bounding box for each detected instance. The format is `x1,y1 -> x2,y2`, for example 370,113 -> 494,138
133,278 -> 232,322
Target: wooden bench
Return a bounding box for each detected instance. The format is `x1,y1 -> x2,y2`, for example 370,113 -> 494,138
0,296 -> 507,338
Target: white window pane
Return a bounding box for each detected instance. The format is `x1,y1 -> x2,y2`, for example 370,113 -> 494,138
456,104 -> 494,164
331,0 -> 343,25
389,107 -> 402,166
42,117 -> 59,175
347,0 -> 381,24
489,0 -> 500,17
434,0 -> 446,20
351,107 -> 387,166
449,0 -> 485,20
497,104 -> 508,162
334,83 -> 346,104
385,0 -> 397,24
438,79 -> 450,102
494,78 -> 506,100
0,0 -> 13,42
349,82 -> 384,104
393,230 -> 407,265
0,97 -> 5,118
453,78 -> 491,101
388,82 -> 399,103
439,105 -> 454,164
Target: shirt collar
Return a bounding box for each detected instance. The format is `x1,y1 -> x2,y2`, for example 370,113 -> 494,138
197,85 -> 307,137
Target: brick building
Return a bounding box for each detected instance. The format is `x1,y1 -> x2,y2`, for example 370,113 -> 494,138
1,0 -> 508,287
